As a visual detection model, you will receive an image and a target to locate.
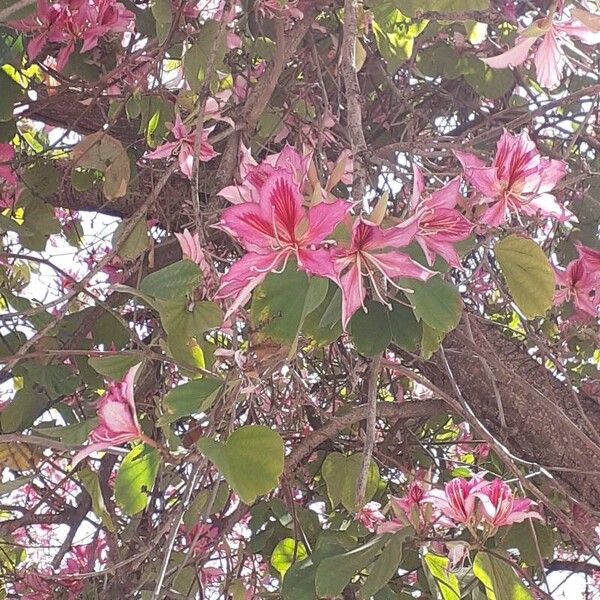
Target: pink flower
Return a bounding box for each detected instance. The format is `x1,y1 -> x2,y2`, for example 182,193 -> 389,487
483,10 -> 600,89
175,228 -> 204,264
255,0 -> 304,20
219,144 -> 309,204
71,364 -> 145,467
0,143 -> 17,186
455,130 -> 570,226
426,476 -> 481,525
329,218 -> 434,329
215,172 -> 350,318
355,502 -> 385,532
554,245 -> 599,316
473,479 -> 542,528
145,115 -> 218,178
379,480 -> 432,533
410,164 -> 473,268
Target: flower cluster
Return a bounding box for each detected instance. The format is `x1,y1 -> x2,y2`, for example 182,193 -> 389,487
380,475 -> 541,538
12,0 -> 135,71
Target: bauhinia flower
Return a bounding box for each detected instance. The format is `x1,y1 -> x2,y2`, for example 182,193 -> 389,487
473,479 -> 542,529
12,0 -> 134,71
323,217 -> 433,329
145,115 -> 218,179
455,130 -> 570,227
482,9 -> 600,89
215,172 -> 350,318
426,476 -> 481,526
554,244 -> 600,316
379,480 -> 432,533
355,502 -> 385,532
410,163 -> 473,268
175,229 -> 204,264
72,364 -> 150,467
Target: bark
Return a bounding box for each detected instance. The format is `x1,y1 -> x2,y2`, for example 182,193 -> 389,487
421,317 -> 600,513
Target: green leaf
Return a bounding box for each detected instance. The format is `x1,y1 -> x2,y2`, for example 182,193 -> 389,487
78,468 -> 116,532
271,538 -> 309,577
315,535 -> 388,597
197,426 -> 285,504
112,219 -> 149,261
183,20 -> 227,91
349,301 -> 392,356
140,260 -> 202,299
88,355 -> 141,380
398,0 -> 489,18
303,283 -> 342,346
0,70 -> 22,121
0,386 -> 46,433
21,162 -> 59,198
151,0 -> 172,44
423,553 -> 460,600
473,552 -> 533,600
183,481 -> 229,529
360,530 -> 410,599
420,323 -> 445,359
388,300 -> 422,352
495,235 -> 554,320
158,377 -> 223,425
404,276 -> 462,333
114,444 -> 160,516
321,452 -> 380,512
500,522 -> 554,565
251,263 -> 329,347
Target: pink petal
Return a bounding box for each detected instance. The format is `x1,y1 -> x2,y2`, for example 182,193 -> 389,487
145,142 -> 180,160
411,163 -> 426,209
305,199 -> 351,244
482,35 -> 536,69
428,177 -> 462,210
534,29 -> 564,89
369,252 -> 434,281
297,247 -> 336,279
219,202 -> 277,251
339,264 -> 366,329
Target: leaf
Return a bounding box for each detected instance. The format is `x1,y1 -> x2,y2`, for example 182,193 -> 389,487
423,553 -> 461,600
387,300 -> 422,352
404,276 -> 462,333
88,355 -> 142,380
21,162 -> 59,198
500,522 -> 554,565
360,530 -> 410,599
112,219 -> 149,261
315,535 -> 388,597
473,552 -> 533,600
420,324 -> 445,359
271,538 -> 309,577
140,260 -> 202,299
0,475 -> 31,495
495,235 -> 554,320
399,0 -> 489,18
114,444 -> 160,516
0,386 -> 47,432
158,377 -> 223,425
321,452 -> 380,512
78,468 -> 116,532
0,70 -> 22,121
72,131 -> 131,200
197,426 -> 285,504
251,263 -> 329,347
151,0 -> 172,44
303,283 -> 342,346
183,20 -> 227,91
349,301 -> 392,357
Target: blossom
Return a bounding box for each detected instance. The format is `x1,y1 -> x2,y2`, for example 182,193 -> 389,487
554,244 -> 600,316
71,364 -> 145,467
0,143 -> 17,186
426,476 -> 481,525
379,480 -> 431,533
215,172 -> 350,317
255,0 -> 304,20
355,502 -> 385,532
145,115 -> 218,178
473,479 -> 542,528
327,218 -> 433,328
410,163 -> 473,267
219,144 -> 310,204
175,229 -> 204,264
12,0 -> 134,71
455,130 -> 570,227
482,10 -> 600,89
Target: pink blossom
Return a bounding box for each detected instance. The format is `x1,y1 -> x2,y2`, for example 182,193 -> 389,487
483,10 -> 600,89
0,143 -> 17,186
455,130 -> 570,226
71,364 -> 145,467
145,115 -> 218,178
410,164 -> 473,268
554,245 -> 599,316
472,479 -> 542,528
175,229 -> 204,264
215,172 -> 350,318
355,502 -> 385,532
12,0 -> 134,71
426,476 -> 481,526
327,218 -> 434,329
379,480 -> 431,533
255,0 -> 304,20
